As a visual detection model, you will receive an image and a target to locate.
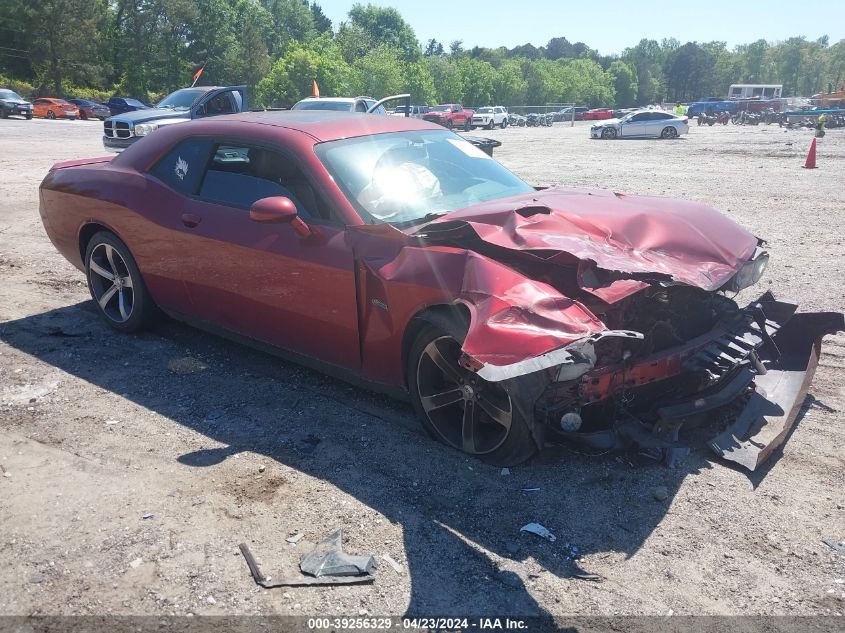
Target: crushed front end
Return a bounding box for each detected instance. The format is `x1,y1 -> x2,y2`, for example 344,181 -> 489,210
532,289 -> 843,470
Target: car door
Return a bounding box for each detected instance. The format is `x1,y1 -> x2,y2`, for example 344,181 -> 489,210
620,112 -> 648,137
172,139 -> 361,370
641,112 -> 663,136
194,87 -> 247,118
33,99 -> 46,118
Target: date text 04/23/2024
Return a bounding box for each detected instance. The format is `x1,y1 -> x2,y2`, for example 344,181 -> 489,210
306,617 -> 528,630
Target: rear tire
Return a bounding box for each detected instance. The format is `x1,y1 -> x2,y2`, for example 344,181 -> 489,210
84,231 -> 155,333
661,126 -> 678,139
408,314 -> 538,466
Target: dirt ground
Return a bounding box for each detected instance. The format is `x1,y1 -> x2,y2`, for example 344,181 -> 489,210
0,117 -> 843,621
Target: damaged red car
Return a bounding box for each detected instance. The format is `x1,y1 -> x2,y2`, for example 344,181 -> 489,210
39,112 -> 843,469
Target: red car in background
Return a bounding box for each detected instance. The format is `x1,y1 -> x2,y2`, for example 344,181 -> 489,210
38,112 -> 842,469
33,98 -> 79,120
580,108 -> 614,120
422,104 -> 475,130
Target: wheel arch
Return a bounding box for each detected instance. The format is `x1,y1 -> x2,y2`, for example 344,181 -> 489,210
401,303 -> 471,387
78,222 -> 121,264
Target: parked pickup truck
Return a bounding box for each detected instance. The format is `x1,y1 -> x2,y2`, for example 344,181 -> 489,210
422,103 -> 475,130
102,85 -> 247,152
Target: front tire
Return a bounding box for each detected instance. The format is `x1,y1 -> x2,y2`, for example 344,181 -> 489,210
445,119 -> 454,129
601,127 -> 617,139
408,315 -> 537,466
85,231 -> 155,333
47,110 -> 56,120
464,119 -> 472,131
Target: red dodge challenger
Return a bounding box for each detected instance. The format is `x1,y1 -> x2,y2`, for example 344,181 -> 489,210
39,112 -> 842,468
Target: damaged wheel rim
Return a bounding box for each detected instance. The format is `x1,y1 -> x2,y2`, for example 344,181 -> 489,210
417,336 -> 513,455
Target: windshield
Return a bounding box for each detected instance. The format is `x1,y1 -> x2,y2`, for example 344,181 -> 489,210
315,130 -> 534,225
431,105 -> 450,112
157,88 -> 206,110
0,90 -> 24,100
478,107 -> 493,113
292,100 -> 352,111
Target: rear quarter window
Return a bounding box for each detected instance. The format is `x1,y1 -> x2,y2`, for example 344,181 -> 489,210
149,139 -> 213,195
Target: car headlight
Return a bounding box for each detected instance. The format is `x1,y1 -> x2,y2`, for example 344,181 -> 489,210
723,249 -> 769,292
134,122 -> 159,136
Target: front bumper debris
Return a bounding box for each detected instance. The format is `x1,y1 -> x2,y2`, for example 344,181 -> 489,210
540,292 -> 843,471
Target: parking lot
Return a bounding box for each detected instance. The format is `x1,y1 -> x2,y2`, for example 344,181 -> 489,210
1,117 -> 843,618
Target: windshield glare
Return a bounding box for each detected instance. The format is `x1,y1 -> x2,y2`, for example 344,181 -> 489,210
292,100 -> 352,111
316,130 -> 534,225
478,107 -> 493,113
431,105 -> 450,112
157,88 -> 205,109
0,90 -> 24,100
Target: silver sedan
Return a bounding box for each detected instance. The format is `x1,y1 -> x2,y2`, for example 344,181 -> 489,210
590,110 -> 689,139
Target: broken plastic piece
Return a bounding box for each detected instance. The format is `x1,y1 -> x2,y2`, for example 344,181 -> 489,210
239,530 -> 376,588
520,522 -> 556,542
300,529 -> 377,577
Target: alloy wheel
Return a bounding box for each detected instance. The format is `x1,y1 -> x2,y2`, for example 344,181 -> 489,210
416,336 -> 513,455
88,243 -> 135,323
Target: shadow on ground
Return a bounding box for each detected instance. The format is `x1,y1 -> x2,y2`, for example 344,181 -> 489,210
2,300 -> 801,618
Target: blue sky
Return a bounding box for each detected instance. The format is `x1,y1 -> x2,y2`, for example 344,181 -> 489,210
317,0 -> 845,55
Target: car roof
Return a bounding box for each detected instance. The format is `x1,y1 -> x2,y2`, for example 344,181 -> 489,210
218,110 -> 442,142
296,96 -> 373,103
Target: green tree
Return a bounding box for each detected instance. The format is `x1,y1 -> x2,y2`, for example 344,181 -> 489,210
255,36 -> 354,107
309,1 -> 332,34
425,56 -> 463,102
346,4 -> 420,62
607,60 -> 637,107
457,57 -> 494,106
492,58 -> 527,106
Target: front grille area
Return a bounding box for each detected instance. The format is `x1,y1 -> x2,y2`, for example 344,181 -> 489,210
103,120 -> 132,138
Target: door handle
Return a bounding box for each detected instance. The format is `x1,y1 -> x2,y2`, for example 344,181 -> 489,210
181,213 -> 202,228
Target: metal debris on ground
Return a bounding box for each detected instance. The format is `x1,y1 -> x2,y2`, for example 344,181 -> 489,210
520,523 -> 556,542
381,554 -> 404,575
521,486 -> 541,492
240,529 -> 376,588
572,572 -> 602,582
141,513 -> 154,520
286,533 -> 304,544
822,539 -> 845,556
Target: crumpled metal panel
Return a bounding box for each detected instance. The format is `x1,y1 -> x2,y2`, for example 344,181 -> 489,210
424,187 -> 759,291
376,246 -> 607,366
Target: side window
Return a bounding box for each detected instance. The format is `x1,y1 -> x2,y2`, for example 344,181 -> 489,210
651,112 -> 671,120
149,138 -> 213,195
197,143 -> 333,221
202,92 -> 235,116
630,113 -> 647,121
355,100 -> 368,113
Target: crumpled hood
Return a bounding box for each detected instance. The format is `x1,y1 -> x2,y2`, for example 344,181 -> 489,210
421,187 -> 759,292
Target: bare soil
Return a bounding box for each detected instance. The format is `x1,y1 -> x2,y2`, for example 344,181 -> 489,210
1,118 -> 843,619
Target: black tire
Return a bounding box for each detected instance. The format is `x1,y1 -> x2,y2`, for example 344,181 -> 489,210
84,231 -> 155,333
463,119 -> 472,131
47,110 -> 55,120
445,119 -> 454,129
486,118 -> 495,130
661,126 -> 678,139
501,118 -> 508,129
25,113 -> 32,120
601,127 -> 617,139
408,313 -> 538,466
80,111 -> 88,120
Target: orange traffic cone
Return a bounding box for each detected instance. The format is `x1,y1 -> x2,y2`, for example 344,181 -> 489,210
803,137 -> 817,169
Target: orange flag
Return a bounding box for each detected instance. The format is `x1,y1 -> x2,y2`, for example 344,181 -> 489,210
192,66 -> 205,86
311,79 -> 320,98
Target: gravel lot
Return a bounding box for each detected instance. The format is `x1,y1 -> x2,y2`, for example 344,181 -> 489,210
1,117 -> 843,620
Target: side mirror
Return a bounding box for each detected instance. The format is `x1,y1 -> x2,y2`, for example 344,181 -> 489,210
249,197 -> 311,237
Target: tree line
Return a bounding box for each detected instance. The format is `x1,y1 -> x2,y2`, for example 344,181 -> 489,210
1,1 -> 843,108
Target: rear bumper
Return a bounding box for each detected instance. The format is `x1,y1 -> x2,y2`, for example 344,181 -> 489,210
540,293 -> 843,470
